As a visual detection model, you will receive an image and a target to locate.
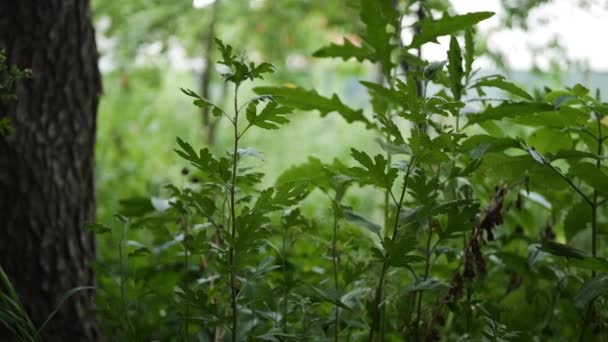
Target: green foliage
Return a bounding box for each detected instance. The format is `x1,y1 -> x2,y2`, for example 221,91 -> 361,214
84,2 -> 608,342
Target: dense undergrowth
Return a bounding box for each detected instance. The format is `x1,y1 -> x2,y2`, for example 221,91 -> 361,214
3,2 -> 607,342
91,3 -> 608,342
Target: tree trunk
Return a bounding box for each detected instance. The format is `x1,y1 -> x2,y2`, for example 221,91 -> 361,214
0,1 -> 101,341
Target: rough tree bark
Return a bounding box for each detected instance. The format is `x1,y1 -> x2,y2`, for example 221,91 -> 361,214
0,1 -> 101,341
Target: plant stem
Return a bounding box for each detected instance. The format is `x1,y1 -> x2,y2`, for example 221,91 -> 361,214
332,200 -> 340,342
229,84 -> 240,342
182,215 -> 190,341
282,223 -> 288,333
545,163 -> 593,206
368,161 -> 415,342
579,108 -> 604,340
118,220 -> 134,338
592,111 -> 603,264
415,220 -> 433,341
578,302 -> 594,342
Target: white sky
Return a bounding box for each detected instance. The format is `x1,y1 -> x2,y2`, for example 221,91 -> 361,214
441,0 -> 608,70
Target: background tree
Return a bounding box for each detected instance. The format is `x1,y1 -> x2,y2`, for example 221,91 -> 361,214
0,1 -> 101,340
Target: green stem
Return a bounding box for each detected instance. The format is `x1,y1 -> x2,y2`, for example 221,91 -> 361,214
579,108 -> 604,340
229,84 -> 240,342
578,302 -> 594,342
182,215 -> 190,341
415,220 -> 433,341
332,200 -> 340,342
368,161 -> 415,341
545,163 -> 593,206
282,223 -> 288,333
592,112 -> 603,263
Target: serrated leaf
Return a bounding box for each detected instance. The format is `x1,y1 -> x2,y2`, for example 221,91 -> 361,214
313,38 -> 374,62
447,36 -> 464,99
360,0 -> 397,76
250,62 -> 275,79
574,273 -> 608,308
215,38 -> 235,66
383,232 -> 421,267
246,101 -> 292,130
410,12 -> 495,48
472,76 -> 533,100
349,149 -> 397,190
464,28 -> 474,76
253,86 -> 371,127
467,102 -> 553,125
507,106 -> 589,128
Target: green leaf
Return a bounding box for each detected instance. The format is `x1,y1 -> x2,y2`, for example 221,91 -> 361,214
343,210 -> 381,238
410,12 -> 495,48
472,76 -> 533,100
128,246 -> 151,258
305,283 -> 353,312
539,241 -> 588,259
246,101 -> 293,130
214,38 -> 235,66
180,88 -> 222,114
383,233 -> 422,267
423,61 -> 446,81
447,36 -> 464,99
313,38 -> 374,62
85,223 -> 112,234
118,197 -> 155,217
175,137 -> 231,182
526,147 -> 547,165
507,106 -> 589,128
348,149 -> 397,190
464,28 -> 475,76
467,102 -> 553,125
275,157 -> 332,189
569,163 -> 608,195
360,0 -> 397,76
360,81 -> 407,106
527,127 -> 573,155
253,85 -> 372,127
564,200 -> 592,241
548,150 -> 601,162
574,273 -> 608,308
477,153 -> 563,189
552,95 -> 577,108
460,135 -> 520,159
402,278 -> 450,294
250,62 -> 275,79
